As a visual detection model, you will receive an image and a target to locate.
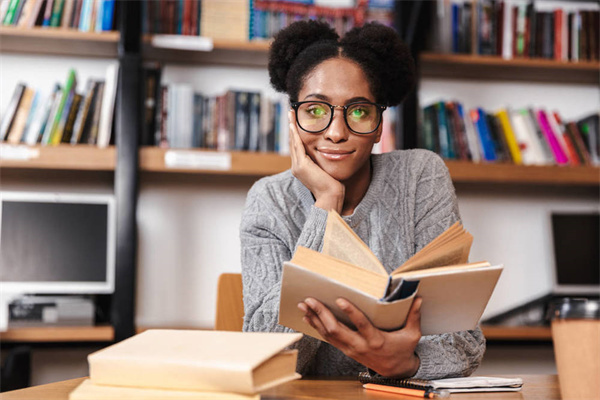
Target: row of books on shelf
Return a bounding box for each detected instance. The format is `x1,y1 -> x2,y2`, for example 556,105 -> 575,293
141,63 -> 398,155
0,65 -> 119,147
419,101 -> 599,166
141,0 -> 393,42
432,0 -> 600,62
0,0 -> 116,31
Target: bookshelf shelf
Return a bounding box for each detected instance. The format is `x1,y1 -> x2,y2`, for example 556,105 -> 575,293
445,160 -> 600,186
139,147 -> 291,175
0,144 -> 116,171
420,52 -> 600,85
140,148 -> 600,186
0,325 -> 114,343
481,325 -> 552,341
0,27 -> 119,58
143,37 -> 271,66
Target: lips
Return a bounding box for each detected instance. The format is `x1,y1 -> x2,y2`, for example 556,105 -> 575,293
317,148 -> 354,161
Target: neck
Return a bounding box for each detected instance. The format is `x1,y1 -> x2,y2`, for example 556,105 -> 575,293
340,159 -> 372,216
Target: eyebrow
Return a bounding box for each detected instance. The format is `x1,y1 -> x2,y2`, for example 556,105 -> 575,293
303,94 -> 374,104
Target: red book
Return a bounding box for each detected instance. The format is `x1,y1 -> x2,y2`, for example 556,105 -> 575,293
566,122 -> 592,165
554,9 -> 563,61
190,0 -> 198,36
512,6 -> 518,57
182,0 -> 192,35
553,112 -> 580,165
496,1 -> 504,56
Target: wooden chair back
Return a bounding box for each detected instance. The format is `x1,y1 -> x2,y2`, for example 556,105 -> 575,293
215,273 -> 244,331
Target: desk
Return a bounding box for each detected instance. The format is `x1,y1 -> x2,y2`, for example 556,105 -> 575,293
0,375 -> 559,400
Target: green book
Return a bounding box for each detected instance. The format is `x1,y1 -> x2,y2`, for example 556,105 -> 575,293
3,0 -> 20,25
49,69 -> 77,145
50,0 -> 65,27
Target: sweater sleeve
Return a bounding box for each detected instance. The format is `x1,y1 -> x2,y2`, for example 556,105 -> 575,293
411,152 -> 486,379
240,179 -> 328,375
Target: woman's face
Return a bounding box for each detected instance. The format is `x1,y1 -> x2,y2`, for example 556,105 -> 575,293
295,57 -> 382,184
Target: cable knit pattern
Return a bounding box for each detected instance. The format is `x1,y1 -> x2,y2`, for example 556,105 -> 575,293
240,149 -> 485,378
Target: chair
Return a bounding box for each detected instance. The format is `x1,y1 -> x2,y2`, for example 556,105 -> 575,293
215,273 -> 244,331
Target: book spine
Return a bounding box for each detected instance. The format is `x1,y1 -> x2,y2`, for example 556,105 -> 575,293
71,80 -> 95,144
0,83 -> 26,141
3,0 -> 20,25
536,110 -> 568,165
49,69 -> 76,145
87,81 -> 104,145
94,0 -> 103,32
475,108 -> 497,161
60,0 -> 73,27
100,0 -> 112,30
7,87 -> 34,144
53,88 -> 74,143
496,109 -> 522,164
61,93 -> 82,143
49,0 -> 64,26
97,63 -> 118,148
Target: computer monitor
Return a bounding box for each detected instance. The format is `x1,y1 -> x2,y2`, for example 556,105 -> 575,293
551,212 -> 600,295
0,191 -> 116,295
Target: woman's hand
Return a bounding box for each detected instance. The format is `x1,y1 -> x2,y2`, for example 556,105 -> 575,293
289,110 -> 344,213
298,297 -> 422,378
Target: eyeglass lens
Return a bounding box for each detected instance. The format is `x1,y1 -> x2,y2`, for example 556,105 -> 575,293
296,102 -> 380,134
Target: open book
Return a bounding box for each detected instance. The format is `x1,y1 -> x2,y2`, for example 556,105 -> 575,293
69,330 -> 302,399
279,211 -> 503,339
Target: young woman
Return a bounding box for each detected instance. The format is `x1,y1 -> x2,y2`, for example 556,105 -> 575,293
240,20 -> 485,379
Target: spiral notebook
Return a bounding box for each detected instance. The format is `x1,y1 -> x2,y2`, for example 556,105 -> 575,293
358,372 -> 523,393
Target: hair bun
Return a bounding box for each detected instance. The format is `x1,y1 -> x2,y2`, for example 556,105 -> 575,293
341,22 -> 416,106
268,20 -> 339,93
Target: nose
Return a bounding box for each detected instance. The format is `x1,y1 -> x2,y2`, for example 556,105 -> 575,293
323,107 -> 349,143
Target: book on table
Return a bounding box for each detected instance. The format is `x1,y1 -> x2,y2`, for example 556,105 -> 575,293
279,211 -> 503,340
69,329 -> 302,400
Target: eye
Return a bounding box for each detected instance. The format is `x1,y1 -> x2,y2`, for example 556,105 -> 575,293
349,106 -> 370,120
306,104 -> 328,118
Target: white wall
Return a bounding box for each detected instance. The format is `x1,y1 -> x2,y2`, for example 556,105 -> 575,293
2,54 -> 599,329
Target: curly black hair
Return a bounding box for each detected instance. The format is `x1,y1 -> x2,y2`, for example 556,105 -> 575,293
268,20 -> 416,106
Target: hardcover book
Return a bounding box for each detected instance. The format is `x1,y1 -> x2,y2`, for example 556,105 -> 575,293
279,211 -> 503,340
76,329 -> 302,396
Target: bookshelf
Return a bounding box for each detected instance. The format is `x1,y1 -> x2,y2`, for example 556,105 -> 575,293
420,52 -> 600,85
0,27 -> 119,58
0,144 -> 116,171
0,325 -> 114,343
138,148 -> 599,186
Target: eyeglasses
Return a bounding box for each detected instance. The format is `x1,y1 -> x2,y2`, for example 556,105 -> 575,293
291,101 -> 387,135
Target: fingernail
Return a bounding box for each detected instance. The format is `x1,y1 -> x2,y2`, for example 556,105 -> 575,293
297,303 -> 307,313
336,299 -> 348,309
304,298 -> 315,308
302,316 -> 310,324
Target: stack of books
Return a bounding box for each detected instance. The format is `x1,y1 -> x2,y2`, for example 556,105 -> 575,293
0,0 -> 116,31
431,0 -> 600,62
0,64 -> 119,148
419,101 -> 599,166
69,330 -> 302,400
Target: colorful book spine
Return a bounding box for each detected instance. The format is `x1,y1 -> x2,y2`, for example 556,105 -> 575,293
473,108 -> 497,162
3,0 -> 20,25
496,109 -> 522,164
536,110 -> 568,165
50,0 -> 65,27
101,0 -> 114,31
49,69 -> 77,145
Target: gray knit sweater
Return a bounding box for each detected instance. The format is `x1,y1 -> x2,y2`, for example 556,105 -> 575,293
240,149 -> 485,379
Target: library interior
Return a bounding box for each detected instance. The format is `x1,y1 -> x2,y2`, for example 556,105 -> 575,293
0,0 -> 598,399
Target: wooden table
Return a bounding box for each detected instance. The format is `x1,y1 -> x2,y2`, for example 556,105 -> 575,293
0,375 -> 559,400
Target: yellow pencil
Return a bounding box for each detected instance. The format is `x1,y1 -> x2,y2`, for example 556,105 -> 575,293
363,383 -> 449,398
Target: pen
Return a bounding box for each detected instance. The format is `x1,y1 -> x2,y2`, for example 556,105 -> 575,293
363,383 -> 450,398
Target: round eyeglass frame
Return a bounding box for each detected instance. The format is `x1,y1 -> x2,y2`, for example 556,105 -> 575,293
290,100 -> 387,135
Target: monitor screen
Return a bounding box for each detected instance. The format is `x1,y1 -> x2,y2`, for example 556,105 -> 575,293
0,192 -> 115,294
552,213 -> 600,294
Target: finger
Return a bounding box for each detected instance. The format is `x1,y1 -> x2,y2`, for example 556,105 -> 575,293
404,297 -> 423,334
297,302 -> 308,314
304,298 -> 356,343
336,298 -> 380,341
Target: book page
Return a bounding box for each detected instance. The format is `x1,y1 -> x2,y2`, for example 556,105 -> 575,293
393,261 -> 491,279
322,211 -> 387,275
392,223 -> 473,274
291,246 -> 389,298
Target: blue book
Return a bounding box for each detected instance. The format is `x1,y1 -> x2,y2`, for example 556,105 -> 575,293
436,102 -> 454,159
78,0 -> 92,31
176,0 -> 183,35
475,108 -> 497,161
452,3 -> 460,53
101,0 -> 114,31
95,0 -> 104,32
